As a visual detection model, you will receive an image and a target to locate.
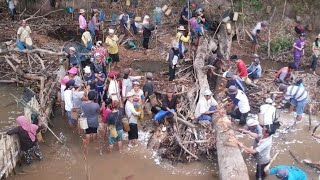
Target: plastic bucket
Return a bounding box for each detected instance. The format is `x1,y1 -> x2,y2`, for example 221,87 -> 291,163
79,117 -> 88,129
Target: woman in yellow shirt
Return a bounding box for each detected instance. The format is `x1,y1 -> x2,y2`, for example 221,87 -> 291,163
105,29 -> 119,67
175,25 -> 190,58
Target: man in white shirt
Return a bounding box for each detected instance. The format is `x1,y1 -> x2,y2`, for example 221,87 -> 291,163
7,0 -> 15,21
251,21 -> 268,54
125,92 -> 141,147
194,89 -> 219,122
227,85 -> 250,125
17,20 -> 32,50
122,68 -> 143,101
259,98 -> 276,126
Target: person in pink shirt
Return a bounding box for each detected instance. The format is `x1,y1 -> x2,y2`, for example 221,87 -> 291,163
100,98 -> 112,139
79,9 -> 87,35
231,55 -> 248,79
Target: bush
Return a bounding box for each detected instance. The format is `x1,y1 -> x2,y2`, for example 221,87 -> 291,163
270,35 -> 294,54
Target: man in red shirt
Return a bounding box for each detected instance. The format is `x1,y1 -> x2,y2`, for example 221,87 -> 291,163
231,55 -> 248,79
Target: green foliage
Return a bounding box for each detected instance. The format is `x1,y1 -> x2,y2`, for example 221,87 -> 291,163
262,35 -> 294,54
249,0 -> 262,12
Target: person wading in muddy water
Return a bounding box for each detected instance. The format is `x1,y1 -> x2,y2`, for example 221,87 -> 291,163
277,84 -> 308,122
106,100 -> 124,152
238,125 -> 274,180
125,92 -> 141,147
7,116 -> 43,165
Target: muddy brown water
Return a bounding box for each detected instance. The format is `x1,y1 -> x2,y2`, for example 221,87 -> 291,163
1,88 -> 320,180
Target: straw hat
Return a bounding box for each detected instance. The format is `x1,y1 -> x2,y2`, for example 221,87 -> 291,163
177,25 -> 186,31
227,85 -> 238,95
79,9 -> 86,14
108,29 -> 115,34
246,118 -> 259,126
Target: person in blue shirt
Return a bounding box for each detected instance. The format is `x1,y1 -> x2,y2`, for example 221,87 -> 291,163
223,71 -> 247,93
247,58 -> 262,81
265,165 -> 307,180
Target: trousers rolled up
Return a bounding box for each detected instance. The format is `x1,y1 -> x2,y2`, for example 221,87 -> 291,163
197,106 -> 217,121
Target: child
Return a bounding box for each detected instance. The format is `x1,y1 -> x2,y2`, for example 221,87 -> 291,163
130,81 -> 145,120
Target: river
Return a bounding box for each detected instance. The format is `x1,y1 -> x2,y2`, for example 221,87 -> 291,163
1,85 -> 320,180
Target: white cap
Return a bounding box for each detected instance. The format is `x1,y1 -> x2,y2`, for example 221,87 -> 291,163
108,29 -> 115,34
133,81 -> 140,86
203,89 -> 212,96
246,118 -> 259,126
94,52 -> 101,57
265,98 -> 273,104
84,66 -> 91,74
69,47 -> 76,52
126,92 -> 134,97
96,41 -> 102,46
222,71 -> 228,78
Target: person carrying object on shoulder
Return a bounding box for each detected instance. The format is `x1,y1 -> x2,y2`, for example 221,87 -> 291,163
194,89 -> 219,122
277,84 -> 308,122
227,85 -> 250,126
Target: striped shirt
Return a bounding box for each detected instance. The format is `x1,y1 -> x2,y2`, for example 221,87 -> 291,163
282,85 -> 308,105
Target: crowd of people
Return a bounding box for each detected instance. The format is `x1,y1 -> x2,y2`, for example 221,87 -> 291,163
4,1 -> 319,179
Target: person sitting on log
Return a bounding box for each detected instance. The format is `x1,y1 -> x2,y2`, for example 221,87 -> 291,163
227,85 -> 250,126
230,55 -> 249,82
175,25 -> 191,58
153,87 -> 180,126
264,165 -> 307,180
251,21 -> 268,54
194,89 -> 219,122
237,125 -> 274,180
238,118 -> 263,148
223,71 -> 247,93
17,20 -> 32,50
277,84 -> 308,122
274,63 -> 296,84
7,116 -> 43,165
247,58 -> 262,82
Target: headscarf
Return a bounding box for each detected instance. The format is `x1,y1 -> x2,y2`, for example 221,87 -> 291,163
16,116 -> 38,142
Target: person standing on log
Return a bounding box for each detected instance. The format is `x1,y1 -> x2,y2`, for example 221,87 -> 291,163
142,15 -> 155,51
251,21 -> 268,54
238,125 -> 274,180
7,116 -> 43,165
105,29 -> 120,68
17,20 -> 32,50
264,165 -> 307,180
223,71 -> 247,93
310,34 -> 320,75
176,26 -> 191,58
194,89 -> 219,122
274,63 -> 295,84
292,33 -> 306,70
79,9 -> 87,35
230,55 -> 249,83
143,72 -> 154,115
227,85 -> 250,126
81,91 -> 100,144
247,58 -> 262,83
277,84 -> 308,122
153,87 -> 180,126
125,92 -> 141,147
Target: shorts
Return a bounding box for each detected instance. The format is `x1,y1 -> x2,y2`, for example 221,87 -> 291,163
128,123 -> 138,140
108,129 -> 123,145
85,127 -> 98,134
66,111 -> 76,125
290,98 -> 308,115
109,53 -> 119,63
